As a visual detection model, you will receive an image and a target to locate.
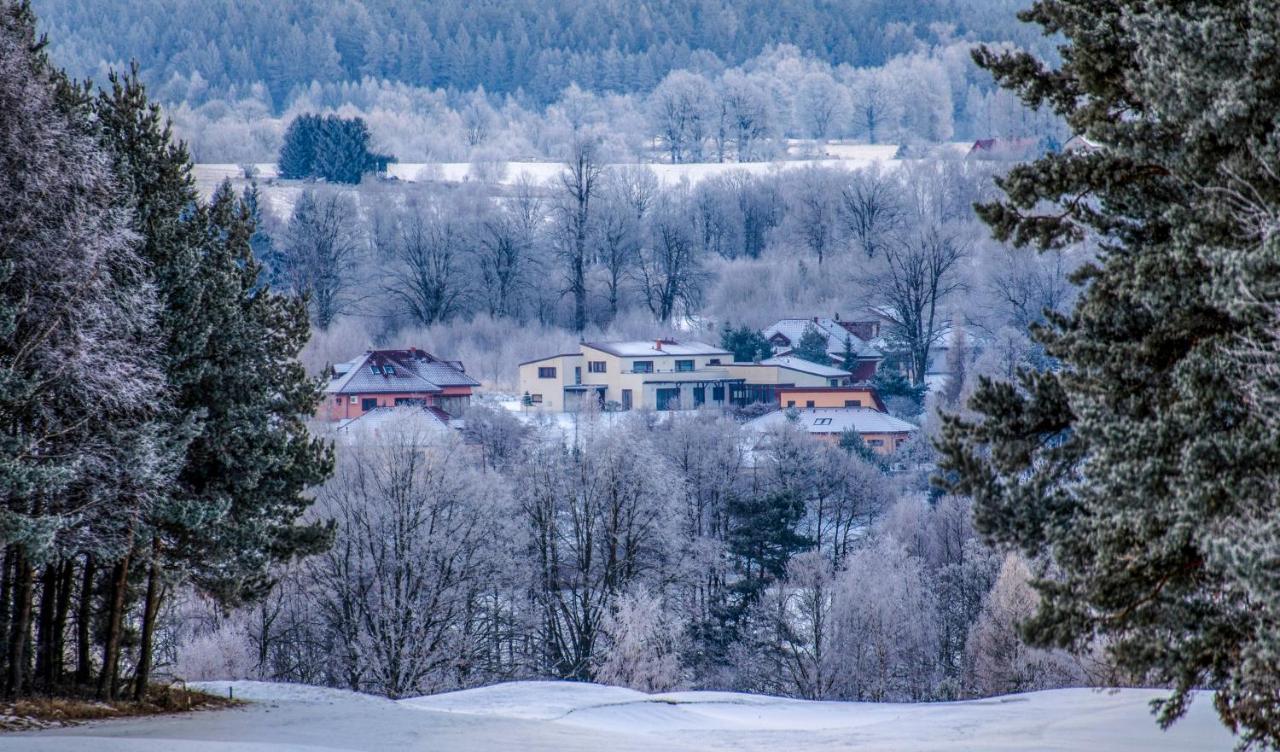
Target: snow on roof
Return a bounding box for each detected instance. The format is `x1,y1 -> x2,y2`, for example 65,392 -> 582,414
326,349 -> 479,395
746,407 -> 918,435
762,318 -> 881,359
582,340 -> 731,358
759,356 -> 851,378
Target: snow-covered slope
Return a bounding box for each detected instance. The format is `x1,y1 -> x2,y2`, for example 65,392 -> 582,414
1,680 -> 1236,751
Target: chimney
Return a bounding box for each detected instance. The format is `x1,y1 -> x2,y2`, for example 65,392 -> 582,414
812,316 -> 818,323
655,340 -> 663,351
834,312 -> 840,322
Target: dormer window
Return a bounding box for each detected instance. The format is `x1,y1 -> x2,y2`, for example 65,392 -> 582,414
369,365 -> 382,374
383,365 -> 396,375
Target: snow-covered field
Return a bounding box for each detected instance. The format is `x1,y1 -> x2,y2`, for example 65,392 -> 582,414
0,680 -> 1235,751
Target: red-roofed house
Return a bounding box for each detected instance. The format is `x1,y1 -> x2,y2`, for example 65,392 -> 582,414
322,348 -> 480,422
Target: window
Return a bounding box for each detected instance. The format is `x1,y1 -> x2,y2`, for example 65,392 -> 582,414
538,366 -> 557,378
814,418 -> 832,426
361,397 -> 378,411
675,359 -> 695,372
350,396 -> 358,404
335,397 -> 342,404
806,400 -> 815,408
621,389 -> 633,410
632,360 -> 654,373
845,399 -> 862,407
588,361 -> 606,373
530,393 -> 543,404
868,439 -> 885,447
708,358 -> 721,366
574,366 -> 582,385
712,385 -> 725,401
693,386 -> 706,406
369,365 -> 382,374
656,388 -> 680,411
383,365 -> 396,375
786,400 -> 796,407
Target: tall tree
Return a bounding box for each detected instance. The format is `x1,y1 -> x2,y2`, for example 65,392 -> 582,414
939,1 -> 1280,746
556,134 -> 603,332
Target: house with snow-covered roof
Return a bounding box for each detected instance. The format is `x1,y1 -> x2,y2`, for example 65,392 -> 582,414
762,316 -> 883,381
322,348 -> 479,422
745,406 -> 917,455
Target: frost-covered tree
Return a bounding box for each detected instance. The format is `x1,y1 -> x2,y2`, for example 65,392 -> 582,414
939,1 -> 1280,745
964,554 -> 1080,696
278,188 -> 365,329
595,588 -> 684,692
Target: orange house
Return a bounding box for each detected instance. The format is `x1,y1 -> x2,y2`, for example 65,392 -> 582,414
322,349 -> 479,422
777,386 -> 887,412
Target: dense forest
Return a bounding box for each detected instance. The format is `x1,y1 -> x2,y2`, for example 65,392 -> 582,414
34,0 -> 1052,108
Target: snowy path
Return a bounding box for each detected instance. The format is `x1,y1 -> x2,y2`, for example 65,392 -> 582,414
0,680 -> 1235,751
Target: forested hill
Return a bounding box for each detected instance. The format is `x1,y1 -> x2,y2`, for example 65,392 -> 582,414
34,0 -> 1047,107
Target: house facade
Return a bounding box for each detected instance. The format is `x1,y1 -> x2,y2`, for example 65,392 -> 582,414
777,386 -> 887,411
517,340 -> 858,412
762,316 -> 883,381
322,348 -> 479,421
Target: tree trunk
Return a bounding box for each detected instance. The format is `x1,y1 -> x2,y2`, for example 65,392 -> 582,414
6,550 -> 33,696
52,559 -> 74,689
97,555 -> 130,700
0,547 -> 13,685
33,564 -> 57,690
75,554 -> 95,685
133,538 -> 163,701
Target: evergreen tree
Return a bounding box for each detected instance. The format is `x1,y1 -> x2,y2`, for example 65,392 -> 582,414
726,490 -> 810,614
839,334 -> 857,372
0,1 -> 167,697
793,324 -> 830,365
278,113 -> 321,179
938,1 -> 1280,745
720,323 -> 771,363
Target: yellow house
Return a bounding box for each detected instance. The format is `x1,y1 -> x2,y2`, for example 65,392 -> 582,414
517,341 -> 857,412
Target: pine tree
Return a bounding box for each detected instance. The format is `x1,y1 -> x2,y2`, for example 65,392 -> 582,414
721,323 -> 771,363
793,324 -> 830,365
0,1 -> 167,697
938,1 -> 1280,745
278,114 -> 320,180
840,334 -> 857,372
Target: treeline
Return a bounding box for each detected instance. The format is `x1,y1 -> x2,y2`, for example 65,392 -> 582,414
34,0 -> 1053,108
0,2 -> 329,700
175,410 -> 1086,700
171,44 -> 1065,164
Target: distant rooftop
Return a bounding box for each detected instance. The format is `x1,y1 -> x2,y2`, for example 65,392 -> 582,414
582,340 -> 731,358
759,356 -> 851,378
327,348 -> 479,395
746,406 -> 918,435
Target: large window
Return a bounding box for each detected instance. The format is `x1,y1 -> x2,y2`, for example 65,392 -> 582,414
538,366 -> 557,378
656,388 -> 681,411
712,385 -> 725,401
588,361 -> 606,373
632,360 -> 654,373
675,359 -> 694,372
621,389 -> 633,410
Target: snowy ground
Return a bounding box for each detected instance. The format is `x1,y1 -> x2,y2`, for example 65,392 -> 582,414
0,680 -> 1235,751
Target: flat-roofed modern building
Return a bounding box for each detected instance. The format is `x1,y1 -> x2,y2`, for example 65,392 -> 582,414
517,340 -> 857,412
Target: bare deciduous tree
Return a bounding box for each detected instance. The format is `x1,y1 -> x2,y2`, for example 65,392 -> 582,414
869,225 -> 969,385
279,189 -> 365,329
556,135 -> 604,332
